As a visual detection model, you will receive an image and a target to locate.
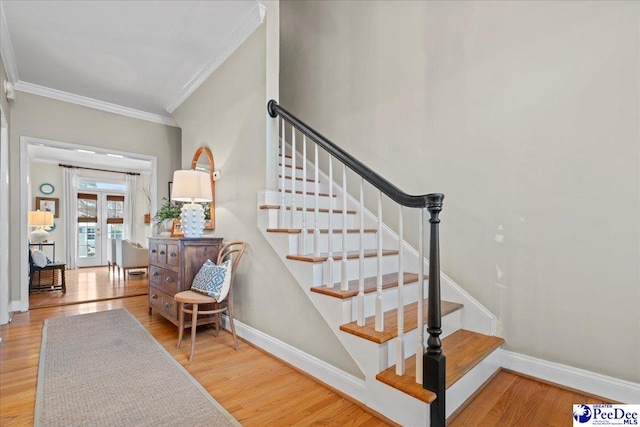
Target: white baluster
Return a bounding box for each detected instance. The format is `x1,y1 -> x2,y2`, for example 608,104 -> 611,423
313,145 -> 320,257
280,119 -> 286,228
396,205 -> 405,375
290,129 -> 296,229
375,191 -> 383,332
356,178 -> 365,326
301,135 -> 308,254
341,164 -> 348,291
416,208 -> 425,384
327,156 -> 334,288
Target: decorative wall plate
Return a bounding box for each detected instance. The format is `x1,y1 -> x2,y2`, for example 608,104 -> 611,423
46,222 -> 56,232
39,183 -> 55,195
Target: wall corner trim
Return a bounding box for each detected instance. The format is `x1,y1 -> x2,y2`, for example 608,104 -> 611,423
501,350 -> 640,403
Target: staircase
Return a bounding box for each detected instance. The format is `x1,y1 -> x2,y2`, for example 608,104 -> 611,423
257,101 -> 504,426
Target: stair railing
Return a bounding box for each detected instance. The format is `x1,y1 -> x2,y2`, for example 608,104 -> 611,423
268,100 -> 446,425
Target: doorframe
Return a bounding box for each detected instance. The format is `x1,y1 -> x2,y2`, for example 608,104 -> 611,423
19,136 -> 157,311
0,107 -> 9,325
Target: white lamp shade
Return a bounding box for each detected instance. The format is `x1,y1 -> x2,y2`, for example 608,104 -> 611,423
28,210 -> 54,227
171,170 -> 212,203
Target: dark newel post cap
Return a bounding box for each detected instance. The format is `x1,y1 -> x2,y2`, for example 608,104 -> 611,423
426,193 -> 444,211
267,99 -> 279,118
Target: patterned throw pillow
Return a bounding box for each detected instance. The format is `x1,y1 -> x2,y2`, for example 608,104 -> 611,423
31,250 -> 48,268
190,259 -> 232,302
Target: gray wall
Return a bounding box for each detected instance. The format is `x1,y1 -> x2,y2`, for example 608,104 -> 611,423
9,91 -> 181,303
172,24 -> 363,378
281,0 -> 640,382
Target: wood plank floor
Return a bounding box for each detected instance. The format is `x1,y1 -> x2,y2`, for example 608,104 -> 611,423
3,269 -> 611,426
29,266 -> 148,309
0,295 -> 392,426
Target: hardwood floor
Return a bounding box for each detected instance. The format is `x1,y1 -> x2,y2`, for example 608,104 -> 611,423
4,269 -> 611,426
0,296 -> 392,426
29,266 -> 148,309
449,370 -> 608,427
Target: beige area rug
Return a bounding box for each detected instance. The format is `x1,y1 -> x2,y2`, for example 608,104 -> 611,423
35,309 -> 241,427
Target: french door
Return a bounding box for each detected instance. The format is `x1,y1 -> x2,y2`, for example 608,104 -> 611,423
77,192 -> 124,267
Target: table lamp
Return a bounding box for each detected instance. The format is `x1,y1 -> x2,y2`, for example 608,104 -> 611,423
171,169 -> 212,237
28,210 -> 54,243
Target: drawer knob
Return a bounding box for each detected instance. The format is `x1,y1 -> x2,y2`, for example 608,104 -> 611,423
164,302 -> 172,309
151,294 -> 158,299
170,253 -> 177,257
165,277 -> 173,283
151,249 -> 157,254
160,251 -> 166,255
152,271 -> 159,277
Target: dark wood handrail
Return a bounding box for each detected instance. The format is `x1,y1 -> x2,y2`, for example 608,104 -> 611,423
268,100 -> 432,208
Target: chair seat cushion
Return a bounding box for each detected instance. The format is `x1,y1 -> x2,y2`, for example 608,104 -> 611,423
190,259 -> 232,302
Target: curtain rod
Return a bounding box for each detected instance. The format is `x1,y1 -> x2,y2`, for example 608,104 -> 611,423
58,164 -> 140,176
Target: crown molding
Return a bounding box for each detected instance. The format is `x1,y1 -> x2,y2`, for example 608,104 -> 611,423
0,1 -> 19,83
164,3 -> 265,113
14,81 -> 179,127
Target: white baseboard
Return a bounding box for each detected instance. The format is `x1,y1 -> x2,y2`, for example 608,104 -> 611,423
9,300 -> 26,314
501,350 -> 640,403
221,315 -> 366,402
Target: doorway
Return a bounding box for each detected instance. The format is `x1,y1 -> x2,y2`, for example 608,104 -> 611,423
76,186 -> 126,268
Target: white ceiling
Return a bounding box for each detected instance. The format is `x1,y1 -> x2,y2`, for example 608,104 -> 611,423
1,0 -> 265,125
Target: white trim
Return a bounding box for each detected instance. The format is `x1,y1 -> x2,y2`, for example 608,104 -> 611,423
0,1 -> 19,84
501,350 -> 640,404
0,107 -> 8,324
9,300 -> 26,313
19,136 -> 158,307
164,3 -> 265,113
13,81 -> 178,127
222,315 -> 367,402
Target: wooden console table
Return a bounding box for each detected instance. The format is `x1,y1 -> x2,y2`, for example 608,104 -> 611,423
148,236 -> 223,327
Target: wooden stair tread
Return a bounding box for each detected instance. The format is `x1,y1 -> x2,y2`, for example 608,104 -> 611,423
287,249 -> 398,263
376,330 -> 505,403
282,189 -> 337,197
259,205 -> 356,214
311,273 -> 427,299
267,228 -> 377,234
339,299 -> 463,344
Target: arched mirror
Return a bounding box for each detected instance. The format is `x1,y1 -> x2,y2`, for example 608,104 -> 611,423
191,146 -> 215,229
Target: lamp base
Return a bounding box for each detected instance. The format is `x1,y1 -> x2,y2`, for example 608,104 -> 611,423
180,203 -> 205,238
30,227 -> 49,244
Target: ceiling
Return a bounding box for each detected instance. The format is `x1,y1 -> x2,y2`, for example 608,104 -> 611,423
1,0 -> 265,126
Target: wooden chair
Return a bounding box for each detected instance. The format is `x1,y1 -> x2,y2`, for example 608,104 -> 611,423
174,241 -> 246,361
29,249 -> 66,293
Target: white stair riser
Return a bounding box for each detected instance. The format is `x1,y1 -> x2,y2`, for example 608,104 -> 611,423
286,232 -> 377,255
279,178 -> 329,193
263,208 -> 358,230
311,254 -> 401,286
280,193 -> 343,210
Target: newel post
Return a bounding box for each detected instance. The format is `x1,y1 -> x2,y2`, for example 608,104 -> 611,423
423,193 -> 445,427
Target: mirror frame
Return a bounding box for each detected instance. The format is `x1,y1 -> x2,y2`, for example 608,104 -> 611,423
191,146 -> 215,229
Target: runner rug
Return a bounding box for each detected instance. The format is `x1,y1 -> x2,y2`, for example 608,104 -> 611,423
35,308 -> 241,426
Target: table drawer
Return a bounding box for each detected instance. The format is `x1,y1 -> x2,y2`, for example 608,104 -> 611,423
149,265 -> 162,287
159,269 -> 179,295
149,288 -> 178,319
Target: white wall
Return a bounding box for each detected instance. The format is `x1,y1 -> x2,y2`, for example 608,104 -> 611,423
281,1 -> 640,383
8,91 -> 181,305
172,23 -> 363,378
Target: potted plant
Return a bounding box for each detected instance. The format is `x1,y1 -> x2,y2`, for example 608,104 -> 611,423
153,198 -> 182,232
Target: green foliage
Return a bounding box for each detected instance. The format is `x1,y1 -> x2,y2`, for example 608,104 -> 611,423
153,198 -> 182,225
153,198 -> 211,224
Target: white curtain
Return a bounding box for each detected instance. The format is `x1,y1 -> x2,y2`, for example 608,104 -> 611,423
63,168 -> 79,269
123,174 -> 137,240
